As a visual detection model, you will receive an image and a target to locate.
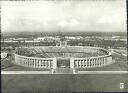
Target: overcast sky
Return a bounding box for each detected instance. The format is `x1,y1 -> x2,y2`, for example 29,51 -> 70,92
1,0 -> 127,32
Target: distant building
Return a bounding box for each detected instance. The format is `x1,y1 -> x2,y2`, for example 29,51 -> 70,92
35,37 -> 45,41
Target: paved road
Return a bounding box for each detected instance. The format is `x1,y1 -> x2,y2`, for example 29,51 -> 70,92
1,71 -> 128,74
1,71 -> 50,74
77,71 -> 128,74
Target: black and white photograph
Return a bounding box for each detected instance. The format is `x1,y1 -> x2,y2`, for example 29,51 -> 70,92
1,0 -> 128,92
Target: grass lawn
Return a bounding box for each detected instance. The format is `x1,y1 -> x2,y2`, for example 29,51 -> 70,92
2,74 -> 128,93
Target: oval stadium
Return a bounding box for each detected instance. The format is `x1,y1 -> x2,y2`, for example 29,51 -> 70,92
14,39 -> 112,74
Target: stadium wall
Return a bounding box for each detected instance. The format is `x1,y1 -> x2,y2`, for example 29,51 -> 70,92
14,54 -> 57,69
14,46 -> 112,69
72,55 -> 112,68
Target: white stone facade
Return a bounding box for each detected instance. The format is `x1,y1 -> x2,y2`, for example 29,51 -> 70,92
14,54 -> 57,69
14,53 -> 112,69
72,55 -> 112,68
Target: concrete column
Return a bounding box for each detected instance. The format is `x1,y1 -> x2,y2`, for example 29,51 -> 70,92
25,59 -> 27,67
46,60 -> 48,68
104,57 -> 105,64
49,60 -> 51,68
87,59 -> 88,67
29,59 -> 31,67
73,69 -> 76,74
23,58 -> 27,66
84,59 -> 87,67
90,59 -> 92,67
35,59 -> 38,68
92,59 -> 93,67
77,60 -> 79,68
79,60 -> 81,68
100,58 -> 102,65
74,60 -> 76,68
102,58 -> 103,65
47,60 -> 49,68
36,59 -> 38,68
43,60 -> 45,68
108,56 -> 112,64
33,59 -> 35,67
15,54 -> 17,64
48,60 -> 49,68
99,58 -> 101,66
83,60 -> 85,67
98,58 -> 100,66
32,59 -> 34,67
102,58 -> 104,64
101,58 -> 102,65
49,60 -> 50,68
102,58 -> 104,65
70,57 -> 74,68
93,59 -> 95,66
38,60 -> 40,68
91,59 -> 92,67
95,59 -> 97,66
105,57 -> 107,64
27,59 -> 28,67
24,58 -> 26,66
50,60 -> 52,68
41,60 -> 43,68
34,59 -> 36,68
40,60 -> 42,68
88,59 -> 90,67
50,60 -> 51,68
91,59 -> 93,67
16,56 -> 19,64
93,59 -> 95,67
77,59 -> 79,68
82,60 -> 84,68
95,59 -> 96,66
81,60 -> 83,68
97,58 -> 99,66
53,58 -> 57,69
94,59 -> 96,67
96,59 -> 97,66
80,60 -> 82,68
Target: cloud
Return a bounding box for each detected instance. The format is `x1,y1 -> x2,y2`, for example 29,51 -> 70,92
1,0 -> 126,32
98,14 -> 124,24
57,19 -> 80,27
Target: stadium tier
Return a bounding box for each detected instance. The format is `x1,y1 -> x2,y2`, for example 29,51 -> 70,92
14,46 -> 113,74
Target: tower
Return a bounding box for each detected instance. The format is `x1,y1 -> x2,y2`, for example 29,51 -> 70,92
60,37 -> 67,47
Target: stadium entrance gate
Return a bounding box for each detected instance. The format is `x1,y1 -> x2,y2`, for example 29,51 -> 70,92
55,58 -> 73,74
57,58 -> 70,68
